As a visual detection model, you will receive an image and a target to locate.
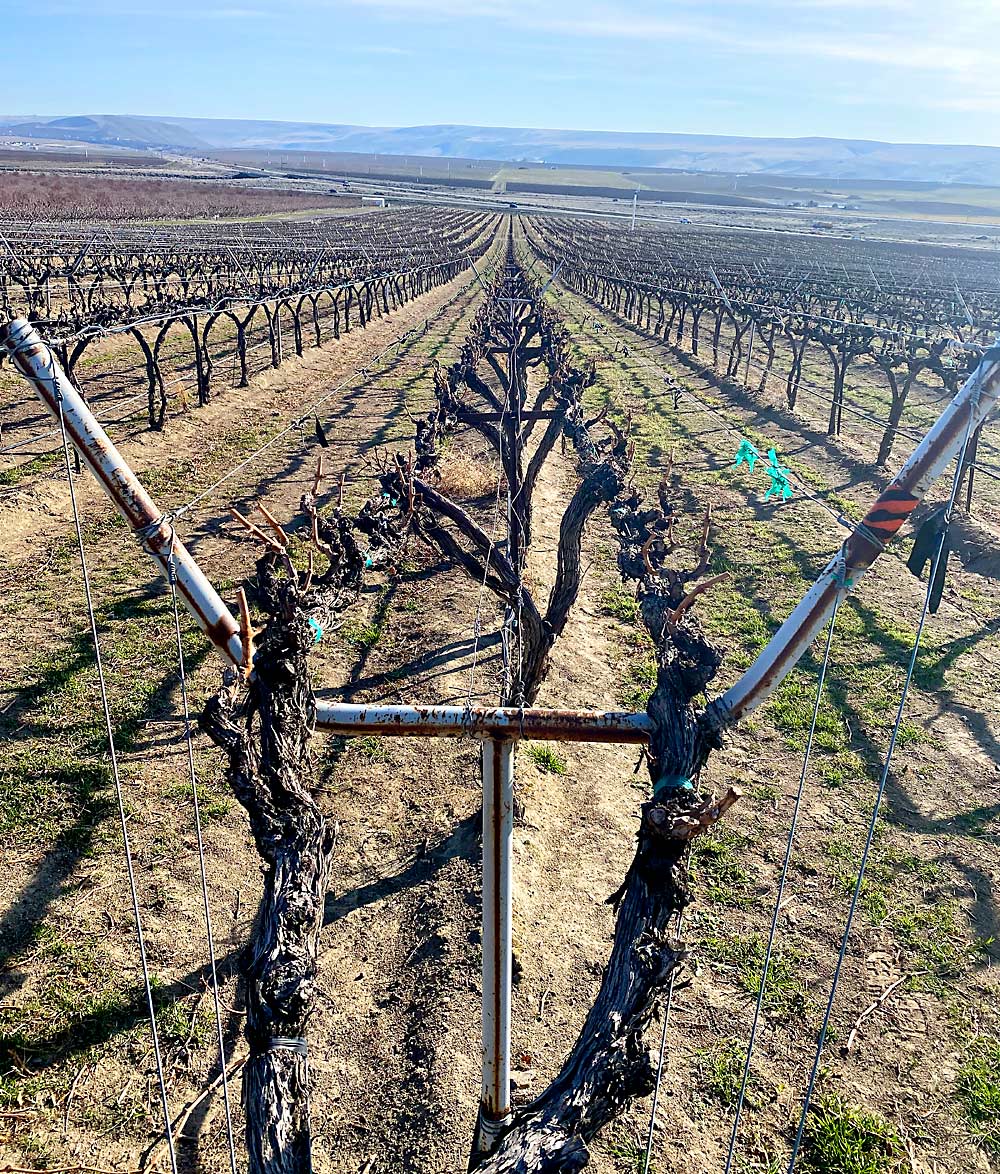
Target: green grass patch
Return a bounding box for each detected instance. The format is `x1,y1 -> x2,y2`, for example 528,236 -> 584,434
801,1093 -> 906,1174
524,743 -> 567,774
601,1123 -> 650,1172
349,735 -> 388,763
701,931 -> 808,1017
893,900 -> 988,977
769,675 -> 845,752
696,1036 -> 764,1107
691,828 -> 753,905
619,648 -> 657,710
339,617 -> 385,651
601,582 -> 640,623
0,451 -> 62,487
956,1037 -> 1000,1156
823,824 -> 953,933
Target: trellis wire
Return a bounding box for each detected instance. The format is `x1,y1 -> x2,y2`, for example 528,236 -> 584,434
165,534 -> 240,1174
785,399 -> 978,1173
172,258 -> 491,522
544,281 -> 854,531
54,388 -> 179,1174
641,909 -> 685,1174
723,598 -> 841,1174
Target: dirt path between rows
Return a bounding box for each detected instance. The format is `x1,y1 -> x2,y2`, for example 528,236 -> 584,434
0,266 -> 481,570
309,357 -> 648,1173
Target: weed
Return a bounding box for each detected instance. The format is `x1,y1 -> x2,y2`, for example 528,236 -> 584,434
163,780 -> 233,822
620,652 -> 657,709
524,743 -> 567,774
800,1093 -> 906,1174
603,1122 -> 650,1172
702,931 -> 808,1017
602,582 -> 639,623
691,828 -> 753,905
895,722 -> 930,748
956,1037 -> 1000,1156
815,751 -> 865,790
893,900 -> 985,976
339,617 -> 385,650
696,1036 -> 763,1107
734,1131 -> 785,1174
351,735 -> 387,763
435,451 -> 497,499
769,676 -> 844,753
746,779 -> 781,805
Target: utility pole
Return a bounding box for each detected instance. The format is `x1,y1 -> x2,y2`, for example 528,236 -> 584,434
631,190 -> 638,231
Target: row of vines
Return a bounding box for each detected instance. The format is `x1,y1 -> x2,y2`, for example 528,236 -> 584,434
526,216 -> 1000,476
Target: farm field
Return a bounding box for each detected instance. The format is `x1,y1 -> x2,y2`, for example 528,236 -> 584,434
1,200 -> 999,1174
208,145 -> 1000,224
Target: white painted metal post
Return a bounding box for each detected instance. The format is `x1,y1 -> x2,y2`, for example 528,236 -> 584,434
0,317 -> 243,666
478,736 -> 514,1152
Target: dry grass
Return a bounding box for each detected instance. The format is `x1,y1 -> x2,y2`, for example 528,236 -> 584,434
434,452 -> 498,500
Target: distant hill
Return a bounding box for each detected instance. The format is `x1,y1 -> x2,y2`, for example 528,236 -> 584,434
4,114 -> 1000,185
1,115 -> 210,151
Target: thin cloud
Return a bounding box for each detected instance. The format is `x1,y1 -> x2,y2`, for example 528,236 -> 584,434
334,0 -> 999,80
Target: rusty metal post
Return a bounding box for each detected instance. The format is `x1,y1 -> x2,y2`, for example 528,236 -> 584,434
0,317 -> 243,666
477,736 -> 514,1154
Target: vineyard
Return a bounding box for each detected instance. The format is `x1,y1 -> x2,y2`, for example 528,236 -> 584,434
1,201 -> 999,1174
0,175 -> 362,224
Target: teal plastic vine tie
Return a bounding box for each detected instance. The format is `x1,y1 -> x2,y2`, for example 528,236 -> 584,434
654,773 -> 694,797
733,438 -> 760,473
763,447 -> 793,502
307,618 -> 323,644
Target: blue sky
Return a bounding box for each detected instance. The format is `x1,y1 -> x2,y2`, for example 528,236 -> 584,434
8,0 -> 1000,146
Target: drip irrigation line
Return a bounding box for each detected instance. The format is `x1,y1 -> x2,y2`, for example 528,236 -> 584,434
723,597 -> 841,1174
164,533 -> 239,1174
55,390 -> 178,1174
785,399 -> 978,1174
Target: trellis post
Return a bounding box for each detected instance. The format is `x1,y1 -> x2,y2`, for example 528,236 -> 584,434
479,736 -> 514,1150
